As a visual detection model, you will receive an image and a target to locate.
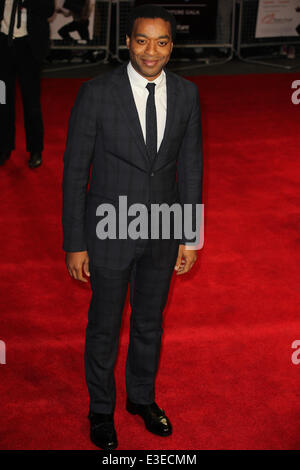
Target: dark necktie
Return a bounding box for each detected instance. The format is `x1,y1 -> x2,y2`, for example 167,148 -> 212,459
8,0 -> 23,47
145,82 -> 157,164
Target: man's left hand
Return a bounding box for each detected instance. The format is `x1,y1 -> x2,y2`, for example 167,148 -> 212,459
174,244 -> 197,275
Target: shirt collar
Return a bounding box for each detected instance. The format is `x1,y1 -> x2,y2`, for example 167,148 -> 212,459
127,60 -> 165,92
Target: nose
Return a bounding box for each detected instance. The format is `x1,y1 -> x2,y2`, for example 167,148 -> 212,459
144,40 -> 157,56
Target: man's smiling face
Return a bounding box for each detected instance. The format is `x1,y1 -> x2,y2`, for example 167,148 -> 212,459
126,17 -> 173,81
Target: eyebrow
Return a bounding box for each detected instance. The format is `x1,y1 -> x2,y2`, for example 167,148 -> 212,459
135,33 -> 170,39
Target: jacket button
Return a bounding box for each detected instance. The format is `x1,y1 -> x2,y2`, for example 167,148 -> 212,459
150,172 -> 154,177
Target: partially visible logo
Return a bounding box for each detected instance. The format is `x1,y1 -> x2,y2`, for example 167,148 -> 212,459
291,340 -> 300,365
261,12 -> 293,25
291,80 -> 300,105
261,14 -> 275,25
0,80 -> 6,104
0,340 -> 6,365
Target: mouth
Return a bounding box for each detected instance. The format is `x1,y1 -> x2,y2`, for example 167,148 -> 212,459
142,59 -> 159,67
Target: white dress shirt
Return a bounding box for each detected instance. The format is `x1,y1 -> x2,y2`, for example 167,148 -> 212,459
127,60 -> 167,153
1,0 -> 28,38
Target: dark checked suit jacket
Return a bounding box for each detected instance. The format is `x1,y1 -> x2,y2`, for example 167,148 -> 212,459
0,0 -> 55,62
62,61 -> 203,270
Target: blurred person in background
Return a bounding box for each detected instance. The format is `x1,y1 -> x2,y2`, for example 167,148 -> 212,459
56,0 -> 91,43
280,4 -> 300,59
216,0 -> 233,56
0,0 -> 55,168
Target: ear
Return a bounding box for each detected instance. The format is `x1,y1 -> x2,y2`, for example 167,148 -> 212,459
125,35 -> 130,49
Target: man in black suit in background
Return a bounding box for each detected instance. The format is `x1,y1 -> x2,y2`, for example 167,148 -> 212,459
62,5 -> 203,450
0,0 -> 55,168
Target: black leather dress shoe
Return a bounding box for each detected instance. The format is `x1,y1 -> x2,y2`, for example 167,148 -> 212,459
0,151 -> 11,166
28,152 -> 42,169
126,398 -> 172,437
88,411 -> 118,450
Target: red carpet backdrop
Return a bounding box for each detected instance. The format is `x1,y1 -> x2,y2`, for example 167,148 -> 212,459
0,72 -> 299,450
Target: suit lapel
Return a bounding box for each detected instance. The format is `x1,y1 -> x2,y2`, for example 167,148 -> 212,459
111,63 -> 150,169
111,62 -> 179,172
152,66 -> 179,171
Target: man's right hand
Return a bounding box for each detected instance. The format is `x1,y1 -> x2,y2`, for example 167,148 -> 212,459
65,251 -> 90,283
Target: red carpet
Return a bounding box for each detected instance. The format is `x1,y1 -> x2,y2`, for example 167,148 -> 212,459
0,71 -> 299,450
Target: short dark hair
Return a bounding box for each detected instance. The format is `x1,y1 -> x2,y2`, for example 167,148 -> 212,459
126,4 -> 177,41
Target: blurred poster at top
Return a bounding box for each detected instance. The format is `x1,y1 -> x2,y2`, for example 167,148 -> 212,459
134,0 -> 218,41
255,0 -> 300,38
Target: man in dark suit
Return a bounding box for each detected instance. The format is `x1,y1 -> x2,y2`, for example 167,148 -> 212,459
0,0 -> 55,168
62,4 -> 203,450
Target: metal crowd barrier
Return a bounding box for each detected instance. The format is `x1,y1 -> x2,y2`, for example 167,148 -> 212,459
115,0 -> 236,67
49,0 -> 112,64
236,0 -> 300,70
48,0 -> 300,70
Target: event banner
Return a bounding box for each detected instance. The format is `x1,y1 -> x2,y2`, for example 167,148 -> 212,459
255,0 -> 300,38
49,0 -> 96,41
135,0 -> 218,41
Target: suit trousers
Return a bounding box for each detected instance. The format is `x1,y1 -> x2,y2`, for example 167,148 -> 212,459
0,32 -> 43,154
84,235 -> 178,414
